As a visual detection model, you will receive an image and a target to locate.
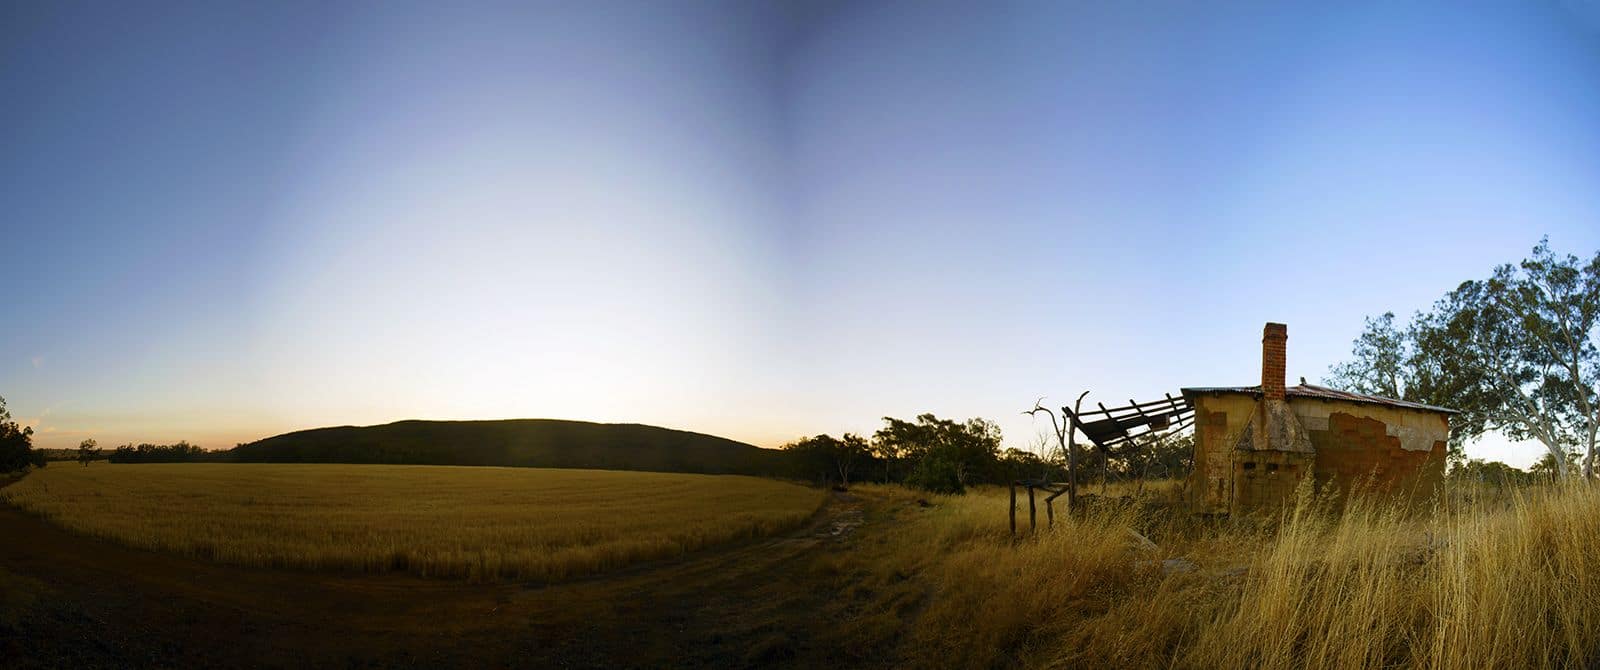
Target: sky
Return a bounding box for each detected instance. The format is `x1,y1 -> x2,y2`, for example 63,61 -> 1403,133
3,1 -> 1599,466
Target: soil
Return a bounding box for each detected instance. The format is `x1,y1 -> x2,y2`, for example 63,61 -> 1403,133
0,485 -> 878,669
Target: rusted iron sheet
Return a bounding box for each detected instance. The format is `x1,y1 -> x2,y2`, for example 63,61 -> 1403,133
1181,383 -> 1456,415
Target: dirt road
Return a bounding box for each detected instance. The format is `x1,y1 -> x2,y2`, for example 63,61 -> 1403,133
0,487 -> 882,669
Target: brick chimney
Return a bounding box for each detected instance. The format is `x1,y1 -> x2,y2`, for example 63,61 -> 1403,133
1262,322 -> 1287,400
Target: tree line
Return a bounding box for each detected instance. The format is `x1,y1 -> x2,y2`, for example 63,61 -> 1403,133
108,441 -> 208,463
2,395 -> 219,471
781,414 -> 1006,494
781,412 -> 1194,494
1450,455 -> 1570,488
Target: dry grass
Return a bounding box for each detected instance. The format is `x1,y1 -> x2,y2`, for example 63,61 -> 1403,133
0,463 -> 824,581
11,463 -> 1599,667
819,480 -> 1600,669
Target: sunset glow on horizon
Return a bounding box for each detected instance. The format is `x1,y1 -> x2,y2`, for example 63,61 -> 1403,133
5,1 -> 1600,466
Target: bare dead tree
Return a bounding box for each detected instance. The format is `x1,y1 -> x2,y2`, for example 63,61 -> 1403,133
1024,391 -> 1090,511
1024,398 -> 1067,467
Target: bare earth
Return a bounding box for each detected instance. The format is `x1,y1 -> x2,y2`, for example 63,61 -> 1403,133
0,482 -> 878,669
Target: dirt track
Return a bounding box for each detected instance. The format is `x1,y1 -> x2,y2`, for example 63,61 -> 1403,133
0,487 -> 877,669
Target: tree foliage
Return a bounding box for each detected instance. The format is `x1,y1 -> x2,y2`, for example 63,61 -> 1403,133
874,414 -> 1002,494
1327,239 -> 1600,477
77,439 -> 102,466
1449,459 -> 1538,488
784,413 -> 1008,494
789,408 -> 1195,495
109,441 -> 206,463
1066,432 -> 1194,491
0,395 -> 45,472
1327,313 -> 1411,400
996,437 -> 1069,483
1119,432 -> 1194,482
1530,451 -> 1577,483
781,433 -> 870,486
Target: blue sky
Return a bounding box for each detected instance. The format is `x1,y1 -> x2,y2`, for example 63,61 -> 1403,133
3,1 -> 1598,465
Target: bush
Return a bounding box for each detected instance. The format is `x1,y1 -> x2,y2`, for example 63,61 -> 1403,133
906,456 -> 965,495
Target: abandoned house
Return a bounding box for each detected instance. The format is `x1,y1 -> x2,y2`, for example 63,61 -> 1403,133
1182,323 -> 1455,515
1007,321 -> 1457,531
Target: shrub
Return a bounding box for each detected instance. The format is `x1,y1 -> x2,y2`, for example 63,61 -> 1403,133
906,455 -> 965,495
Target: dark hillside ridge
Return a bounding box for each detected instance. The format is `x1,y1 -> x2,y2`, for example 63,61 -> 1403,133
227,419 -> 786,476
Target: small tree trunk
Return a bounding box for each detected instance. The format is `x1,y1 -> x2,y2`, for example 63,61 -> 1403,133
1538,437 -> 1571,479
1583,418 -> 1599,480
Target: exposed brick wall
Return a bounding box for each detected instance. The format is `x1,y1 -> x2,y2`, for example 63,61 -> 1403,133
1261,323 -> 1287,401
1309,412 -> 1446,497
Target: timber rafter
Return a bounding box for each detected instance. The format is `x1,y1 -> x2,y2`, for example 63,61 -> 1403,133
1011,390 -> 1196,535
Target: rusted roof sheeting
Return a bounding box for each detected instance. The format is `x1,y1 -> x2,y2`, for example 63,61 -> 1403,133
1181,383 -> 1458,415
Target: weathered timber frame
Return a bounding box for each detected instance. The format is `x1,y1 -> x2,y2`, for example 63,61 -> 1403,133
1012,391 -> 1195,535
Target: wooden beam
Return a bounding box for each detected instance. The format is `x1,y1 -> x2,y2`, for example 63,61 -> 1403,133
1165,392 -> 1187,414
1065,391 -> 1088,513
1099,402 -> 1137,445
1079,412 -> 1182,447
1069,395 -> 1191,418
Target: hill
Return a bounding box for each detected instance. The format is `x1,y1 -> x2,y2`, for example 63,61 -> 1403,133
225,419 -> 786,476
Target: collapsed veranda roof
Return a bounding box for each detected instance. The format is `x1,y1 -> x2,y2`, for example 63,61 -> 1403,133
1066,394 -> 1195,451
1180,383 -> 1459,415
1065,384 -> 1455,453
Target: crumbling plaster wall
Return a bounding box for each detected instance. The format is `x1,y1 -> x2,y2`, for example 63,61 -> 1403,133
1189,393 -> 1449,514
1190,393 -> 1258,514
1296,401 -> 1448,497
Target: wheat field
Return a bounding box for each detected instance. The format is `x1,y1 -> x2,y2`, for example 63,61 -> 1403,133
0,463 -> 825,581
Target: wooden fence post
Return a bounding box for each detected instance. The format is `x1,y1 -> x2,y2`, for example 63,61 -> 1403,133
1009,482 -> 1017,535
1028,485 -> 1037,532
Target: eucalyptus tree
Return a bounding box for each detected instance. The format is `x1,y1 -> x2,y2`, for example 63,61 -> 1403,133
873,413 -> 1003,493
1328,240 -> 1600,477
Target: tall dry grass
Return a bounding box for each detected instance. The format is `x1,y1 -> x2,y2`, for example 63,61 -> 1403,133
1,463 -> 824,581
826,480 -> 1600,669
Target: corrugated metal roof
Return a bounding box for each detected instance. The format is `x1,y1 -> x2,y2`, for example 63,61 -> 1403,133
1180,383 -> 1458,415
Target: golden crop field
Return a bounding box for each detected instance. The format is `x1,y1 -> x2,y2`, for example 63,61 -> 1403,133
0,464 -> 825,581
